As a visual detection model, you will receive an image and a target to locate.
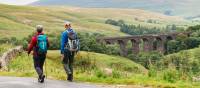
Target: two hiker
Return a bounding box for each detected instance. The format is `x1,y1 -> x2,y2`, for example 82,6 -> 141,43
27,22 -> 79,83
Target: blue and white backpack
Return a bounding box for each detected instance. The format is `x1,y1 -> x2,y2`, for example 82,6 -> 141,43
66,29 -> 80,52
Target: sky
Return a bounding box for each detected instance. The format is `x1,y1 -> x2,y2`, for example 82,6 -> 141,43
0,0 -> 38,5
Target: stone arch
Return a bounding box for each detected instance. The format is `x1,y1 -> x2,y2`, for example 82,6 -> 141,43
154,37 -> 162,50
166,36 -> 173,41
105,40 -> 116,44
105,40 -> 112,44
154,37 -> 166,53
165,35 -> 175,54
117,40 -> 128,56
131,39 -> 140,54
142,38 -> 149,52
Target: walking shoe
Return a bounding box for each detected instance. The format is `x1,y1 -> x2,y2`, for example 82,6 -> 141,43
41,75 -> 45,83
38,75 -> 45,83
67,74 -> 73,82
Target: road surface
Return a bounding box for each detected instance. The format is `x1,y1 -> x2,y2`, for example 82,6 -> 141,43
0,76 -> 150,88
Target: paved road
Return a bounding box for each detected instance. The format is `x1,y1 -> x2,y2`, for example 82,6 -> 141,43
0,76 -> 150,88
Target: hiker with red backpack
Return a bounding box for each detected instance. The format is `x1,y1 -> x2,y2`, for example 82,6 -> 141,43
61,21 -> 80,82
27,25 -> 49,83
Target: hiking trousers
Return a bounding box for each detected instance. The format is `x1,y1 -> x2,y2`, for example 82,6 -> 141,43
33,55 -> 46,77
63,50 -> 75,75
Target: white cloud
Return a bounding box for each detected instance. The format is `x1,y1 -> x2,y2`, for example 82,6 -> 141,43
0,0 -> 38,5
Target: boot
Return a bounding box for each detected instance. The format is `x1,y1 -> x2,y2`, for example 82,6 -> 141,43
67,74 -> 73,82
38,75 -> 45,83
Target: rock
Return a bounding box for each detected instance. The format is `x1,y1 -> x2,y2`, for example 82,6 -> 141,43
103,68 -> 113,76
193,76 -> 200,82
23,19 -> 32,25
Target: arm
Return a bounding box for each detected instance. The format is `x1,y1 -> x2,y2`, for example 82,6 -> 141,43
47,37 -> 50,48
60,32 -> 67,54
27,36 -> 37,54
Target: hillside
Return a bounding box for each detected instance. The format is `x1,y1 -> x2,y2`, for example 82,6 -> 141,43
164,46 -> 200,68
0,4 -> 190,39
0,50 -> 147,80
31,0 -> 200,17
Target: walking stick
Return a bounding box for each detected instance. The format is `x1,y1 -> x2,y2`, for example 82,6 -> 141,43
45,59 -> 47,79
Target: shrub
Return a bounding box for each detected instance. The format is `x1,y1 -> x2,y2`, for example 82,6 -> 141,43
95,69 -> 107,78
163,68 -> 180,83
112,70 -> 121,78
136,51 -> 163,69
148,66 -> 157,77
74,53 -> 97,72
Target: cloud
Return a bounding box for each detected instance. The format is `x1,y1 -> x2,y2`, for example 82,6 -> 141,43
0,0 -> 38,5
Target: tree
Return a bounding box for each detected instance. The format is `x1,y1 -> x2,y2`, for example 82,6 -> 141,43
185,37 -> 200,49
187,25 -> 200,32
166,40 -> 179,54
105,19 -> 119,26
117,20 -> 125,26
171,24 -> 177,31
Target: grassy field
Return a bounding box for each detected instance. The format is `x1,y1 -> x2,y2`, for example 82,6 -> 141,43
0,4 -> 193,39
0,50 -> 199,88
0,50 -> 146,79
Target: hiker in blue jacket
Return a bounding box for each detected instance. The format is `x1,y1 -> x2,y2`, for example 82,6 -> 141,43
60,21 -> 79,82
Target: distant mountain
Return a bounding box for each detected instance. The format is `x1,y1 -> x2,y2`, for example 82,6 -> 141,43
30,0 -> 200,17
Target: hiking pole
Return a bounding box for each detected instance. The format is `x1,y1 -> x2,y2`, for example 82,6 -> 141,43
45,59 -> 47,79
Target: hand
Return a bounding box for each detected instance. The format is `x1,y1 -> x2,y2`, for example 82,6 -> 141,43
61,54 -> 64,61
27,51 -> 30,56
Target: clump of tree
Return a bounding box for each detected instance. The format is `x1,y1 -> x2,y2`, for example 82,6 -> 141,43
187,25 -> 200,32
78,33 -> 120,55
120,24 -> 161,35
105,19 -> 125,26
105,19 -> 182,35
166,25 -> 200,54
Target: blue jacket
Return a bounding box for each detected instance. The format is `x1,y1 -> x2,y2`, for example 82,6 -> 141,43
60,28 -> 77,54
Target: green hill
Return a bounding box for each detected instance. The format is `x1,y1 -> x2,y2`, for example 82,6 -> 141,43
0,4 -> 191,39
163,46 -> 200,73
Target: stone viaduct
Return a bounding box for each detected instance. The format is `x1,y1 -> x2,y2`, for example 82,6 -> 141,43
97,32 -> 191,56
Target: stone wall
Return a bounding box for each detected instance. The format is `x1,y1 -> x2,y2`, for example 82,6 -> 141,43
0,46 -> 23,70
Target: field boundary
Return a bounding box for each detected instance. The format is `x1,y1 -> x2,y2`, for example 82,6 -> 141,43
0,46 -> 23,70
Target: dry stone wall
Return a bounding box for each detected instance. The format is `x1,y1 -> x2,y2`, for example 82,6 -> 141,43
0,46 -> 23,70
